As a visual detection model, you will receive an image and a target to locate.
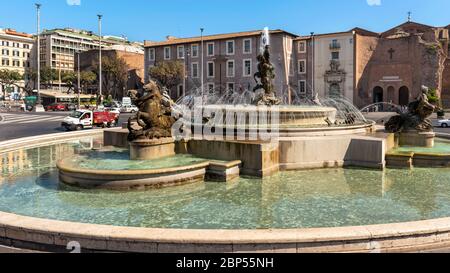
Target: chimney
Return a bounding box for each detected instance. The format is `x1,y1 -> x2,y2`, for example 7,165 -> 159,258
166,35 -> 177,41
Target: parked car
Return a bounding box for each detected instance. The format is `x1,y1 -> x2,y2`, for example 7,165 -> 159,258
436,119 -> 450,128
46,103 -> 66,111
121,105 -> 139,113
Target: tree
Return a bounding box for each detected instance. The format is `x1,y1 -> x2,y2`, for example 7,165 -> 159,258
427,88 -> 441,107
61,71 -> 77,93
0,69 -> 26,97
80,71 -> 96,93
91,54 -> 129,99
149,61 -> 184,90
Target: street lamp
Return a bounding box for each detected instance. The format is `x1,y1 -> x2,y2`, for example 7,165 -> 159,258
97,14 -> 103,107
200,28 -> 204,97
310,32 -> 315,99
35,3 -> 41,107
76,42 -> 81,109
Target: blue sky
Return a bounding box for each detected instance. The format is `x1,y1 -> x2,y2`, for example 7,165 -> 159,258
0,0 -> 449,42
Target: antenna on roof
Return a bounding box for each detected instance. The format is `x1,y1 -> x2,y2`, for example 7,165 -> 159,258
407,11 -> 412,22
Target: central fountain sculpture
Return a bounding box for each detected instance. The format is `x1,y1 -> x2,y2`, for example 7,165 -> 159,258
252,28 -> 281,106
385,85 -> 436,147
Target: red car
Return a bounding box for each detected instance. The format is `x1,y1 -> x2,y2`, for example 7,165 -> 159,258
46,103 -> 67,111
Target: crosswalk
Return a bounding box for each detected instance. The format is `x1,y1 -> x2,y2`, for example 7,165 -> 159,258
0,113 -> 64,125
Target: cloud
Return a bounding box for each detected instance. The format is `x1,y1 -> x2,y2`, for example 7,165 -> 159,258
67,0 -> 81,6
367,0 -> 381,6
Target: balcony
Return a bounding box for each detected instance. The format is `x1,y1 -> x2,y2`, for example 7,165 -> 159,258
329,42 -> 341,50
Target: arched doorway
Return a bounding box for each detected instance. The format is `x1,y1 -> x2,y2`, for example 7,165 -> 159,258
399,86 -> 409,106
329,83 -> 341,97
387,86 -> 395,103
373,86 -> 384,103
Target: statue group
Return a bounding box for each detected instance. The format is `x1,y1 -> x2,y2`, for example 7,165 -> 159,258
385,86 -> 436,133
127,80 -> 180,141
252,45 -> 282,106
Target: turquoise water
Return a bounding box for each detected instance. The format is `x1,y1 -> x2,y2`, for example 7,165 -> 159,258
66,148 -> 209,171
391,138 -> 450,155
2,138 -> 450,229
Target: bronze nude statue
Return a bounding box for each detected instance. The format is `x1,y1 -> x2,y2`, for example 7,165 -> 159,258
127,80 -> 180,141
252,45 -> 281,106
385,85 -> 436,133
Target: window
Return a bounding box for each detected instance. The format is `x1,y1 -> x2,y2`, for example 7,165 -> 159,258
1,49 -> 9,56
207,42 -> 214,56
191,44 -> 199,58
298,59 -> 306,74
207,83 -> 215,92
243,59 -> 252,77
1,58 -> 9,66
13,50 -> 20,57
299,81 -> 306,94
243,39 -> 252,54
227,82 -> 235,92
207,61 -> 215,78
164,47 -> 171,60
226,40 -> 235,55
331,52 -> 339,60
177,45 -> 185,59
23,44 -> 30,49
191,62 -> 199,78
226,60 -> 235,77
298,41 -> 306,53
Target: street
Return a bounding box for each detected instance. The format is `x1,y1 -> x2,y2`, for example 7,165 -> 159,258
0,111 -> 133,141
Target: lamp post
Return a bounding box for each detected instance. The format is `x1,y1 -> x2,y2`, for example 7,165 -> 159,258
310,32 -> 315,99
76,43 -> 81,109
200,28 -> 204,97
36,3 -> 41,106
184,48 -> 190,97
97,14 -> 103,107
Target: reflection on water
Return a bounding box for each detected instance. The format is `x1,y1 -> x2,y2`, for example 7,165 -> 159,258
1,138 -> 450,229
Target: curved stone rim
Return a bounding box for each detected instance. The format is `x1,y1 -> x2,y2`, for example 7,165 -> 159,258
2,131 -> 450,252
57,158 -> 210,176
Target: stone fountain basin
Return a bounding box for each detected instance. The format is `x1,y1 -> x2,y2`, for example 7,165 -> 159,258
197,105 -> 338,127
57,157 -> 242,190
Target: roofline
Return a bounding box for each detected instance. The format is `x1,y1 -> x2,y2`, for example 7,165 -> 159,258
294,27 -> 379,41
381,21 -> 436,35
144,29 -> 298,48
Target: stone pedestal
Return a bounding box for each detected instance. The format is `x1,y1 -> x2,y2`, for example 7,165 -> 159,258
398,131 -> 435,148
130,138 -> 175,160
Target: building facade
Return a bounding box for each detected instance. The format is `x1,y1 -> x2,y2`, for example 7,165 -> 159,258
0,28 -> 35,100
77,47 -> 145,99
355,22 -> 449,108
39,28 -> 143,89
144,23 -> 450,108
144,30 -> 298,100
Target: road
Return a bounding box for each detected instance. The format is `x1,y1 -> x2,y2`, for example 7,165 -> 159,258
0,111 -> 133,141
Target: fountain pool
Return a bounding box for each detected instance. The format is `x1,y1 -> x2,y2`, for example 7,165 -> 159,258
3,136 -> 450,230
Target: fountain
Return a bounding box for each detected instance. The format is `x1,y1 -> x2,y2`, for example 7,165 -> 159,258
3,28 -> 450,253
385,85 -> 436,148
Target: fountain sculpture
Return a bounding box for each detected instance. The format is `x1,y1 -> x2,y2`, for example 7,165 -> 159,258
385,85 -> 436,147
127,80 -> 181,160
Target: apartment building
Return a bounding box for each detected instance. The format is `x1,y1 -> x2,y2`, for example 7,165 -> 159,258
0,28 -> 35,100
144,30 -> 298,100
39,28 -> 143,89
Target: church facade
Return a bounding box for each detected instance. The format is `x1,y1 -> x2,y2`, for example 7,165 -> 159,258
354,21 -> 449,108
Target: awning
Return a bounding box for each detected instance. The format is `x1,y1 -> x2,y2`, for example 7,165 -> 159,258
39,90 -> 93,99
